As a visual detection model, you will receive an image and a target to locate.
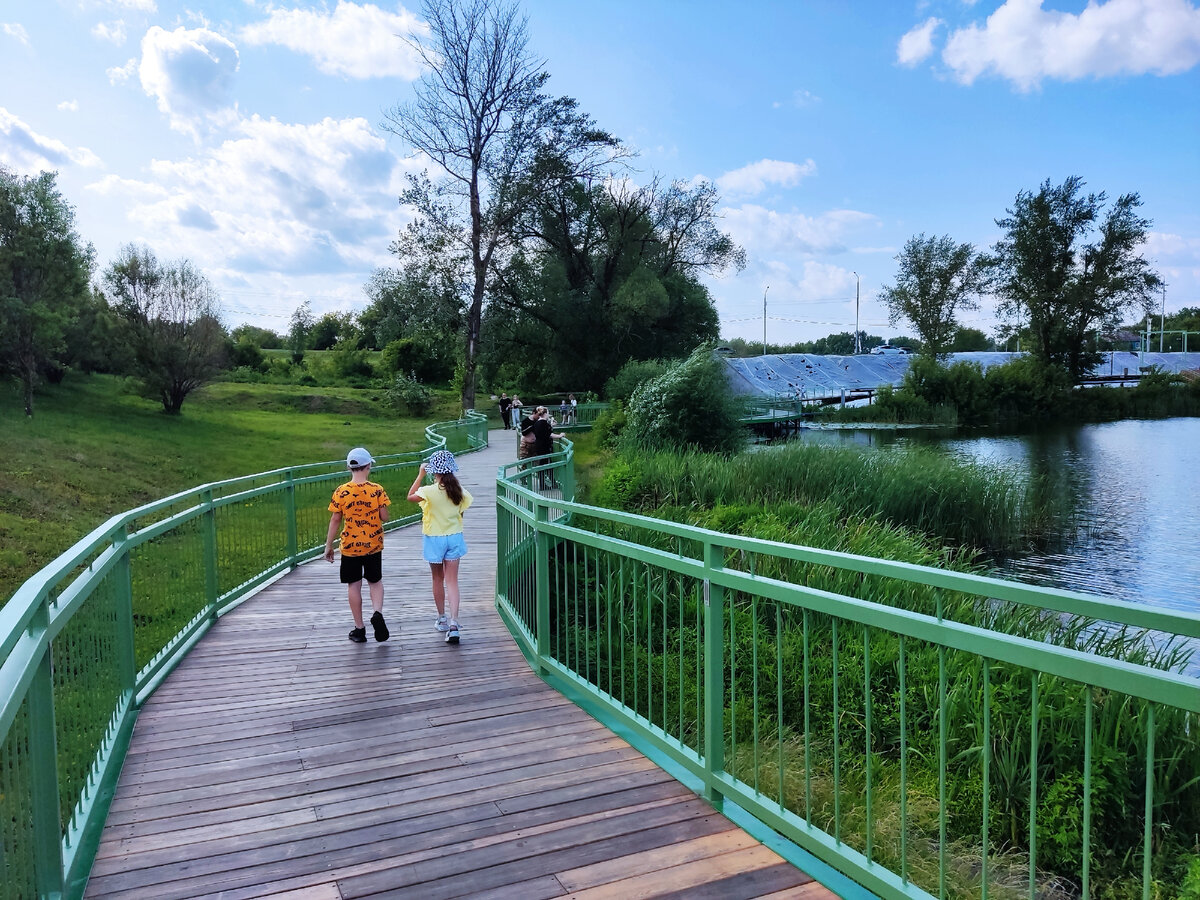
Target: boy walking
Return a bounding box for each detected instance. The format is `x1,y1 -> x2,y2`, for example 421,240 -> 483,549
325,447 -> 391,643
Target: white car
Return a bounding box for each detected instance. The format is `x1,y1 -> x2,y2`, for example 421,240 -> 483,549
870,344 -> 910,355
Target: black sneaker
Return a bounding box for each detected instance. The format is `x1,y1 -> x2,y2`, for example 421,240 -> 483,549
370,610 -> 389,642
348,627 -> 367,643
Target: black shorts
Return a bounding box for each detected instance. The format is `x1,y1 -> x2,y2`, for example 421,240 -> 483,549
340,551 -> 382,584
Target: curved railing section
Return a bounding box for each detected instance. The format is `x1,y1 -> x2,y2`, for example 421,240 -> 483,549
0,411 -> 487,900
495,444 -> 1200,900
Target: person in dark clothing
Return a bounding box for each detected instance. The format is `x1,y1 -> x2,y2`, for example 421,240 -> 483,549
530,406 -> 564,489
498,392 -> 512,429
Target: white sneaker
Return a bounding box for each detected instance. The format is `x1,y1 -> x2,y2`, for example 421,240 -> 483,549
434,614 -> 450,632
445,622 -> 460,645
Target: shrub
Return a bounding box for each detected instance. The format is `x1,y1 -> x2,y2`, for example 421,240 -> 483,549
228,338 -> 267,372
591,400 -> 627,448
380,337 -> 453,383
386,371 -> 432,417
622,346 -> 745,454
983,356 -> 1070,419
329,343 -> 374,380
604,358 -> 670,401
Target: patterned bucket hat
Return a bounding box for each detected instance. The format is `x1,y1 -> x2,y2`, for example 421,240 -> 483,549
426,449 -> 459,475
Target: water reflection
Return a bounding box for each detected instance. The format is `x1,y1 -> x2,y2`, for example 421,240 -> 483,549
790,418 -> 1200,663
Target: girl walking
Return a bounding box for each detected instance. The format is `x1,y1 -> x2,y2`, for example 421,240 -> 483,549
407,449 -> 473,644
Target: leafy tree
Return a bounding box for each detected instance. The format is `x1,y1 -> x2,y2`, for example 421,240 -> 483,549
483,175 -> 738,391
949,326 -> 993,352
988,176 -> 1161,379
309,312 -> 348,351
230,324 -> 282,349
288,301 -> 313,363
623,346 -> 745,454
382,0 -> 622,411
361,263 -> 463,351
879,233 -> 985,358
104,245 -> 228,414
0,168 -> 94,415
63,287 -> 132,375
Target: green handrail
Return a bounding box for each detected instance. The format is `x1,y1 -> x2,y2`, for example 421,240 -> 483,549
0,411 -> 487,900
494,442 -> 1200,900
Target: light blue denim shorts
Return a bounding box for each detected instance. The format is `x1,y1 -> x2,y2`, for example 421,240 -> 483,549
423,532 -> 468,563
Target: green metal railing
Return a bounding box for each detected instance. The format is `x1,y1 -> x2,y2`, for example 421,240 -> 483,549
495,444 -> 1200,900
0,411 -> 487,900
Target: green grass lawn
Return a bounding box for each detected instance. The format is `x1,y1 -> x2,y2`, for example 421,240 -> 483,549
0,373 -> 467,604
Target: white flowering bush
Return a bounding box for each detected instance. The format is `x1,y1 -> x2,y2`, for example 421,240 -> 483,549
623,346 -> 745,454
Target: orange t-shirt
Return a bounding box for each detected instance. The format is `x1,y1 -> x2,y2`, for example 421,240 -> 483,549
328,480 -> 391,556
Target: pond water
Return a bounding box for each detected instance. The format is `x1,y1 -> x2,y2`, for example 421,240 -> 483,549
791,417 -> 1200,662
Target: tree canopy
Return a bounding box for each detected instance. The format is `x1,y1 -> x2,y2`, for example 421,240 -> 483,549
104,244 -> 228,414
988,176 -> 1161,379
879,233 -> 985,359
0,167 -> 94,416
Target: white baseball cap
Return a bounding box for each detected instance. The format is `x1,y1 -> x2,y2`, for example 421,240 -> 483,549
346,447 -> 374,469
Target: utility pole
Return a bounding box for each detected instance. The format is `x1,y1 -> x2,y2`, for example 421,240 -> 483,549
762,285 -> 769,357
851,271 -> 860,354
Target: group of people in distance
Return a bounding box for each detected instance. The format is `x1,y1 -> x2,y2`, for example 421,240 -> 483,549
498,392 -> 576,430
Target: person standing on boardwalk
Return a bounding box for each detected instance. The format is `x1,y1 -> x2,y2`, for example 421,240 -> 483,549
531,406 -> 565,489
498,392 -> 512,429
509,395 -> 523,429
325,447 -> 391,643
408,449 -> 473,645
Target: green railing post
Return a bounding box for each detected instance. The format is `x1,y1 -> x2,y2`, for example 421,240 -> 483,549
112,524 -> 137,700
284,469 -> 299,567
703,541 -> 726,809
28,597 -> 65,900
534,503 -> 551,674
201,487 -> 219,619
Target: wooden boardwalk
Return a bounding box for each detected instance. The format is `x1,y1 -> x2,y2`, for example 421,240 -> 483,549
86,433 -> 834,900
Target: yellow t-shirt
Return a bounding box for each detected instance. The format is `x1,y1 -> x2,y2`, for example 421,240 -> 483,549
328,480 -> 391,556
415,483 -> 473,536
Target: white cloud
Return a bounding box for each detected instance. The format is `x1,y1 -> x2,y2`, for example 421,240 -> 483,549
0,107 -> 103,173
1145,230 -> 1200,260
240,1 -> 426,80
1,23 -> 30,45
136,25 -> 240,134
107,57 -> 138,84
717,159 -> 817,198
89,115 -> 414,278
942,0 -> 1200,90
897,17 -> 942,66
92,20 -> 127,44
720,204 -> 878,258
773,88 -> 821,108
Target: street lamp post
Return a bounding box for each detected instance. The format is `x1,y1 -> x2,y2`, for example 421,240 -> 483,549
851,271 -> 860,354
1161,285 -> 1166,353
762,285 -> 769,356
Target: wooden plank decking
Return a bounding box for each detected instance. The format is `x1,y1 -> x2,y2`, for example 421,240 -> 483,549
86,433 -> 835,900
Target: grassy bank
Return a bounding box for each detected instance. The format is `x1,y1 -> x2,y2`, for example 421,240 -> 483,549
0,373 -> 462,604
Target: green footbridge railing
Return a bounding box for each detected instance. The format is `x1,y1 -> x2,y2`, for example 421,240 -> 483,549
6,416 -> 1200,899
0,412 -> 487,900
497,441 -> 1200,900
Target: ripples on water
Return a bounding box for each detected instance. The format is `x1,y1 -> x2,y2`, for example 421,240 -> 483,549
794,418 -> 1200,673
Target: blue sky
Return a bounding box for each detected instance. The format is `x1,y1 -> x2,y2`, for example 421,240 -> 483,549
1,0 -> 1197,345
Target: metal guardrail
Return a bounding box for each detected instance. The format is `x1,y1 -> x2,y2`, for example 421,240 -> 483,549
494,444 -> 1200,900
0,411 -> 488,900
